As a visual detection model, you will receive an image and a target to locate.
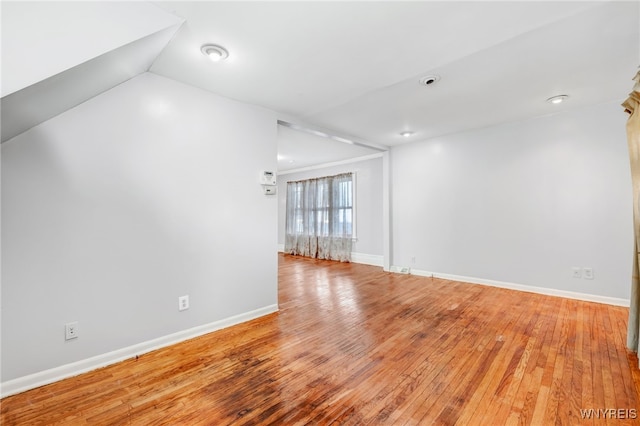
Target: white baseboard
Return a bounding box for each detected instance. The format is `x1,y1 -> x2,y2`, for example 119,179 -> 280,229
1,304 -> 279,398
391,266 -> 629,307
351,252 -> 384,267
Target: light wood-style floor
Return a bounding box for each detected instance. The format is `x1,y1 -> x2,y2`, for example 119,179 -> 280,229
2,254 -> 640,425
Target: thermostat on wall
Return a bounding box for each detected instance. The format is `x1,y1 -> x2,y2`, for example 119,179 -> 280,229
260,171 -> 276,186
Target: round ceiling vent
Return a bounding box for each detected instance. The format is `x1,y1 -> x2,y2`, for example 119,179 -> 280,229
201,44 -> 229,62
419,75 -> 440,86
546,94 -> 569,104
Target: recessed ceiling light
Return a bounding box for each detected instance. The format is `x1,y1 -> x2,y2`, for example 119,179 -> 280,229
201,44 -> 229,62
419,75 -> 440,86
546,94 -> 568,104
400,131 -> 414,138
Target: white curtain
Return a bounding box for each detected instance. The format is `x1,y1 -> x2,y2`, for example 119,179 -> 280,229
624,70 -> 640,356
284,173 -> 353,262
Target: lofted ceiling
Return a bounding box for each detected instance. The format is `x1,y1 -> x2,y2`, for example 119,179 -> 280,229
2,1 -> 639,170
1,1 -> 183,142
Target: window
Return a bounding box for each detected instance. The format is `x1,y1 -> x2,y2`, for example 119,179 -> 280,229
284,172 -> 354,262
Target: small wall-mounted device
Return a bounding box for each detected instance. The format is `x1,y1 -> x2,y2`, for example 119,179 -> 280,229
260,171 -> 276,186
260,170 -> 277,195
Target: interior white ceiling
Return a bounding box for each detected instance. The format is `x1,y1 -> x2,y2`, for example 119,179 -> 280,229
1,26 -> 181,142
150,1 -> 638,150
1,1 -> 182,97
2,1 -> 638,168
309,2 -> 639,146
0,2 -> 183,142
277,123 -> 384,172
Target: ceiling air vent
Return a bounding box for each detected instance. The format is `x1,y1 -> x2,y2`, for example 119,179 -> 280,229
419,75 -> 440,86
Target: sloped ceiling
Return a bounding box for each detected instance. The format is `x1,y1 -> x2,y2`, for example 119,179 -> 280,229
2,1 -> 639,167
1,2 -> 183,142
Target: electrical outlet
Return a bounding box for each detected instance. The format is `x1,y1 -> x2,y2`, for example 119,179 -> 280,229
65,322 -> 78,340
178,295 -> 189,311
583,267 -> 594,280
572,267 -> 582,279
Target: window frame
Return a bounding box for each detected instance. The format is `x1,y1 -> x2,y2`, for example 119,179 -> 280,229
286,172 -> 357,240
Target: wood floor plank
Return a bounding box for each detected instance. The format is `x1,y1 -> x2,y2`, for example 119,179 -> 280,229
472,295 -> 544,425
566,300 -> 585,424
542,298 -> 571,425
605,307 -> 635,406
503,313 -> 549,426
434,292 -> 527,424
363,281 -> 495,424
2,254 -> 640,425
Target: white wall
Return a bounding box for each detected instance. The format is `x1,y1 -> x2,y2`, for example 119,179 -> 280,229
1,72 -> 278,383
278,156 -> 384,258
391,100 -> 633,301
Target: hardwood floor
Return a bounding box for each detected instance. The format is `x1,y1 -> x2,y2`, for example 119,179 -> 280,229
2,254 -> 640,425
